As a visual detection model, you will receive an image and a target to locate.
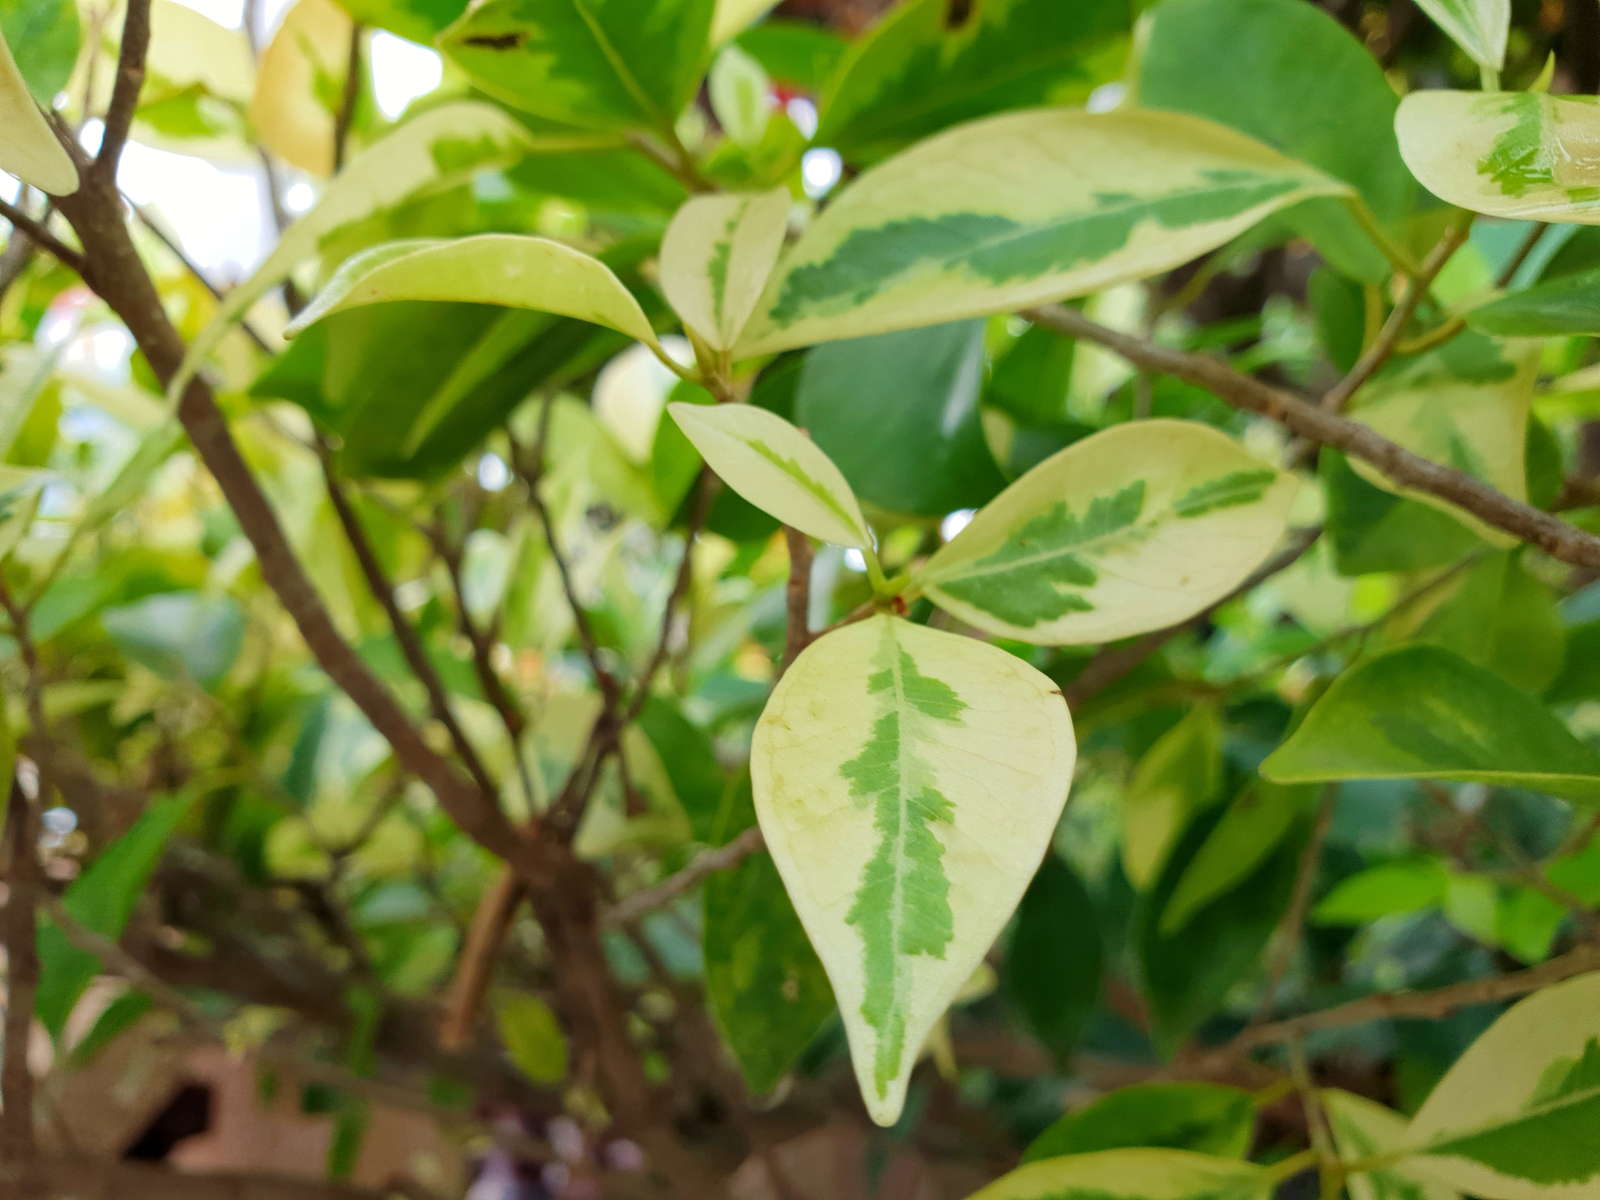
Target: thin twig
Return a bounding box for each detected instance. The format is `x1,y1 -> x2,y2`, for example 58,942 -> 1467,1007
1258,786 -> 1338,1018
2,779 -> 40,1177
0,196 -> 84,273
1024,305 -> 1600,570
333,23 -> 364,172
603,826 -> 766,928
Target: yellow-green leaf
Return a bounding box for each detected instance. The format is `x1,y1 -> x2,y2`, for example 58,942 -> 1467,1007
753,614 -> 1074,1125
917,419 -> 1297,645
285,235 -> 660,349
711,0 -> 778,45
1400,972 -> 1600,1200
1348,343 -> 1537,545
249,0 -> 355,176
1122,707 -> 1222,892
660,188 -> 789,351
666,401 -> 871,548
966,1148 -> 1269,1200
493,993 -> 568,1083
1411,0 -> 1508,72
1396,91 -> 1600,223
735,107 -> 1346,357
0,26 -> 76,194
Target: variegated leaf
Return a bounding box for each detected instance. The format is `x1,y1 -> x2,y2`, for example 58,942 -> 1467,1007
249,0 -> 354,176
1396,92 -> 1600,223
1411,0 -> 1508,73
660,189 -> 790,351
172,101 -> 565,398
753,614 -> 1075,1125
1347,343 -> 1537,546
916,420 -> 1297,645
965,1148 -> 1269,1200
1323,1089 -> 1462,1200
1398,972 -> 1600,1200
285,235 -> 661,349
734,108 -> 1347,357
0,26 -> 76,194
666,401 -> 871,548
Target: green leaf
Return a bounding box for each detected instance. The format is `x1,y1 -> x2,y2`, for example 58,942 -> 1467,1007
1347,345 -> 1538,546
174,101 -> 557,397
711,0 -> 777,45
1312,859 -> 1451,925
1004,854 -> 1102,1062
285,235 -> 661,349
0,25 -> 76,193
1023,1084 -> 1257,1164
1468,266 -> 1600,336
439,0 -> 714,136
1322,1089 -> 1463,1200
1161,781 -> 1312,935
493,993 -> 569,1083
795,320 -> 1007,517
708,44 -> 770,148
703,848 -> 835,1094
1136,804 -> 1306,1053
735,108 -> 1346,356
1138,0 -> 1417,282
1322,452 -> 1486,576
36,794 -> 194,1039
752,614 -> 1075,1125
0,465 -> 49,562
1398,972 -> 1600,1199
918,419 -> 1297,645
1,0 -> 79,102
660,188 -> 789,352
1261,646 -> 1600,805
330,0 -> 464,45
1122,707 -> 1223,892
1397,92 -> 1600,224
102,592 -> 246,689
1411,0 -> 1508,72
966,1148 -> 1269,1200
814,0 -> 1129,162
667,401 -> 872,548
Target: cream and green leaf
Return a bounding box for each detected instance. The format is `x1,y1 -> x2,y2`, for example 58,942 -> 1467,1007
284,235 -> 662,350
1410,0 -> 1508,73
0,26 -> 77,195
752,615 -> 1074,1125
734,108 -> 1349,357
659,189 -> 790,352
1384,972 -> 1600,1200
667,401 -> 872,549
1322,1089 -> 1462,1200
964,1148 -> 1270,1200
1347,343 -> 1537,546
916,420 -> 1296,645
1396,91 -> 1600,223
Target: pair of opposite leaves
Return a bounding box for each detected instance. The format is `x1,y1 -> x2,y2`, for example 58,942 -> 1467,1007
672,401 -> 1297,1125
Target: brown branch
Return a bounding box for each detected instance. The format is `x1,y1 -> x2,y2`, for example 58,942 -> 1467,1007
782,526 -> 815,672
96,0 -> 151,180
2,778 -> 40,1178
9,1155 -> 421,1200
1323,220 -> 1469,413
1208,942 -> 1600,1060
1064,526 -> 1322,705
1025,305 -> 1600,570
1258,786 -> 1338,1018
603,825 -> 766,928
438,868 -> 523,1051
0,196 -> 84,273
52,135 -> 528,874
317,439 -> 497,800
332,23 -> 363,172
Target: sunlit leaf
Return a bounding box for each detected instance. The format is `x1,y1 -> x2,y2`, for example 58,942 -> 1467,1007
0,25 -> 76,193
250,0 -> 355,176
1397,92 -> 1600,223
667,401 -> 871,548
1262,645 -> 1600,804
660,188 -> 789,351
917,419 -> 1297,645
735,108 -> 1346,356
753,614 -> 1075,1125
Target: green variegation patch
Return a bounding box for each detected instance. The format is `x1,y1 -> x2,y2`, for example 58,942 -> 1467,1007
1393,972 -> 1600,1200
660,188 -> 790,351
917,420 -> 1296,645
966,1147 -> 1269,1200
1347,343 -> 1538,546
1397,91 -> 1600,222
0,26 -> 76,194
753,615 -> 1074,1124
284,235 -> 661,349
735,108 -> 1347,356
667,401 -> 871,548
